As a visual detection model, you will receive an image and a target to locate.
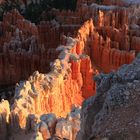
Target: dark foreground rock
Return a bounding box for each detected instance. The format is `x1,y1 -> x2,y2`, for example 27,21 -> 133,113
77,54 -> 140,140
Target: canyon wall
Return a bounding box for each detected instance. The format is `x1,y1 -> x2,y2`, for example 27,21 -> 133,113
0,19 -> 97,140
79,2 -> 140,73
0,0 -> 139,140
10,19 -> 98,129
0,10 -> 53,85
1,1 -> 140,85
0,9 -> 79,85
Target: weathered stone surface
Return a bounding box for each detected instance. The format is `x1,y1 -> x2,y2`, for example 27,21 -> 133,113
32,106 -> 81,140
36,121 -> 51,139
1,0 -> 140,86
0,0 -> 139,140
0,100 -> 10,140
40,113 -> 57,135
77,54 -> 140,140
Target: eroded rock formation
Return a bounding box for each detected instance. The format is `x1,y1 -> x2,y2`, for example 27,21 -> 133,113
0,0 -> 139,140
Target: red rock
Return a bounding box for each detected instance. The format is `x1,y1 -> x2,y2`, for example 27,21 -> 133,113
0,1 -> 139,139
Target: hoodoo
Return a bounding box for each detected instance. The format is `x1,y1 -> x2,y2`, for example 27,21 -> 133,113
0,0 -> 140,139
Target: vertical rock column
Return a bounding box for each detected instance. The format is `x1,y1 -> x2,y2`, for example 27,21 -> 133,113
0,100 -> 10,140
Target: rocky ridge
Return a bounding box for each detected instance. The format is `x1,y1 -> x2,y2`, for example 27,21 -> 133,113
77,53 -> 140,140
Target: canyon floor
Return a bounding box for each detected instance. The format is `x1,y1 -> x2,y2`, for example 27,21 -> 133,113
0,0 -> 140,140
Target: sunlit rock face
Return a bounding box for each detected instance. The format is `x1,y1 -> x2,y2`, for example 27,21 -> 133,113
0,0 -> 140,87
0,103 -> 81,140
0,100 -> 10,140
1,0 -> 140,86
10,20 -> 98,128
79,1 -> 140,73
0,0 -> 140,140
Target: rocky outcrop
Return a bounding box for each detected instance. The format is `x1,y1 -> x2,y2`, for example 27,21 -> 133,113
10,34 -> 97,128
0,105 -> 81,140
0,10 -> 99,140
0,100 -> 10,140
0,0 -> 140,140
77,53 -> 140,140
